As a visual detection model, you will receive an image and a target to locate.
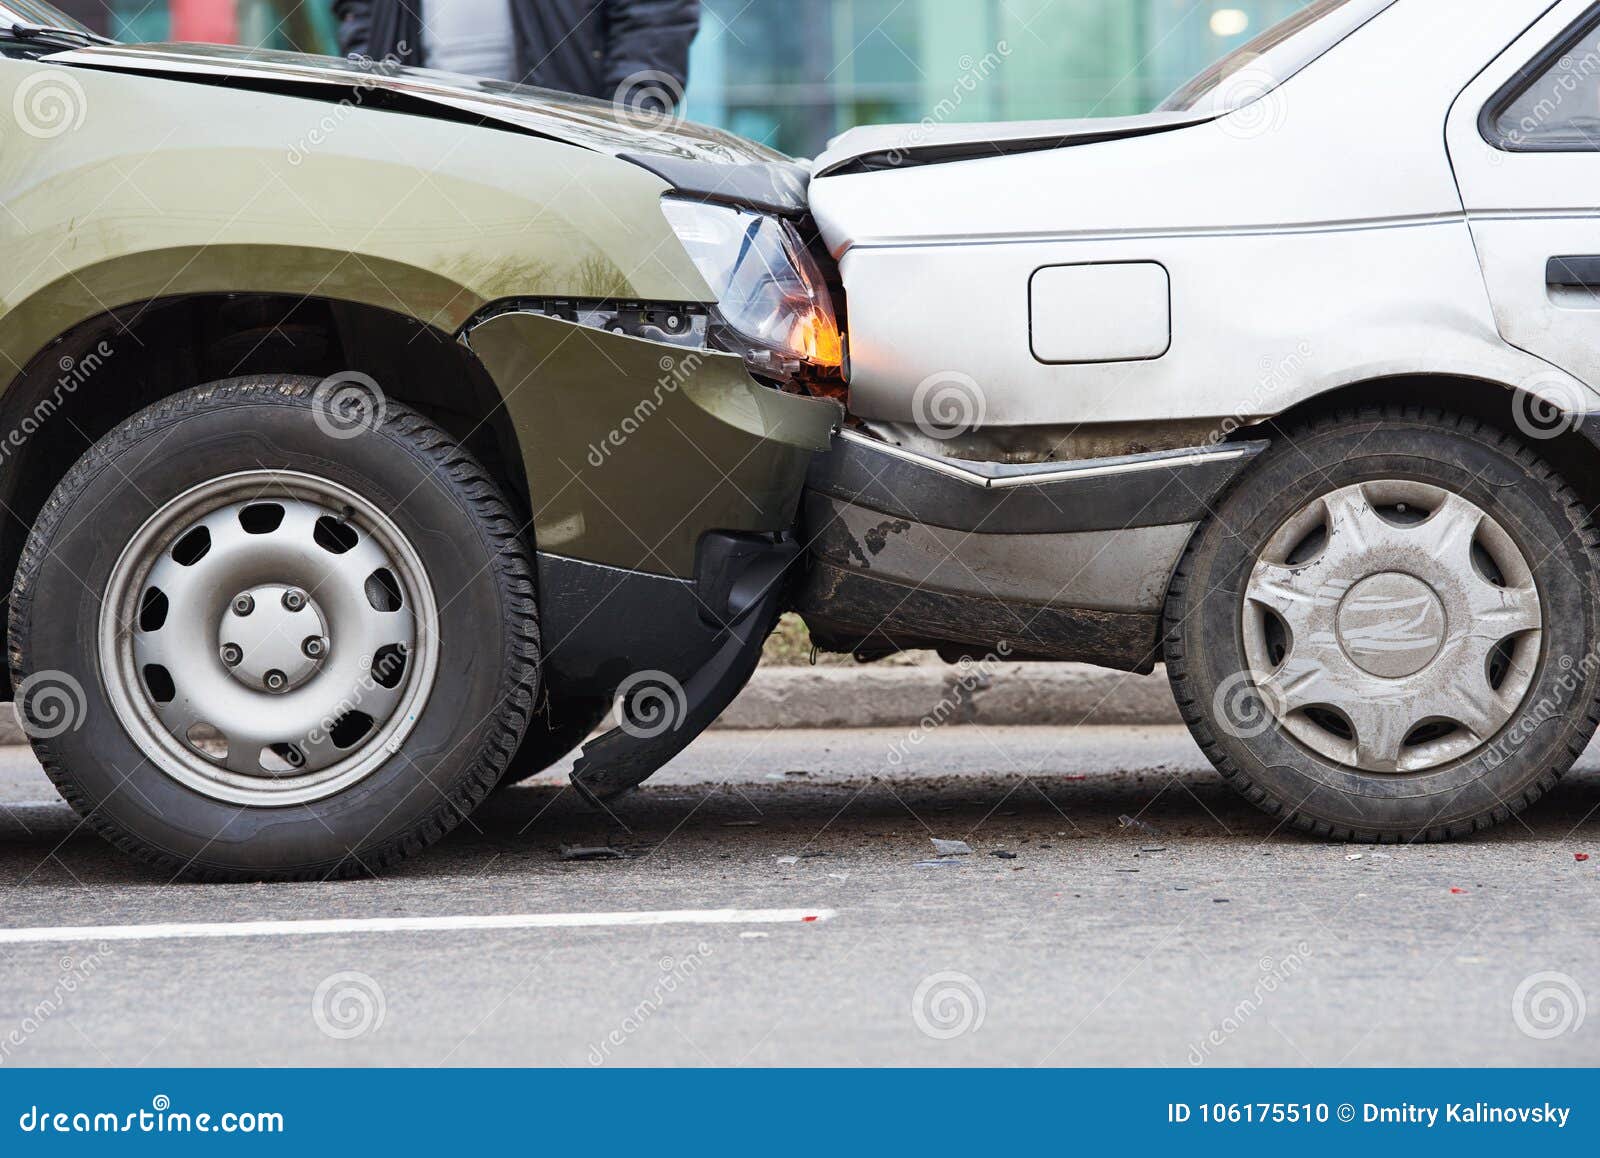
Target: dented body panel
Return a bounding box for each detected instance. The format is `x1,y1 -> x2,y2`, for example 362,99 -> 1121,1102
465,311 -> 839,578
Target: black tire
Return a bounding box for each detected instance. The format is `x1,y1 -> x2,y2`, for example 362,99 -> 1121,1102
9,376 -> 539,879
1164,405 -> 1600,841
497,694 -> 609,786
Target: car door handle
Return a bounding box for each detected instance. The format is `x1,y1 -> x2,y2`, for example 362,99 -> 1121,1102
1547,255 -> 1600,288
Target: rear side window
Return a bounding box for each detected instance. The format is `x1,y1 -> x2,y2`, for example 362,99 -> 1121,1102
1486,11 -> 1600,151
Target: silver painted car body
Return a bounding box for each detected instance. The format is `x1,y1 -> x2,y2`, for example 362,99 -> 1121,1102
808,0 -> 1594,440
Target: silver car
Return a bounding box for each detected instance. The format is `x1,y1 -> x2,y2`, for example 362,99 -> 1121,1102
790,0 -> 1600,840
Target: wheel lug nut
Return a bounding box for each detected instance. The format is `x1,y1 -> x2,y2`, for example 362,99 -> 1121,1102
232,594 -> 255,616
263,669 -> 288,692
302,636 -> 326,659
220,643 -> 243,666
282,589 -> 307,612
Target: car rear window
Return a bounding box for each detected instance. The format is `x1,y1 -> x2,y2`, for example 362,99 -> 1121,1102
1488,10 -> 1600,150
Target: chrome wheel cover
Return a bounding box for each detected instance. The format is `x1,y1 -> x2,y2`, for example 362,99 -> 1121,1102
1241,480 -> 1541,773
99,470 -> 440,806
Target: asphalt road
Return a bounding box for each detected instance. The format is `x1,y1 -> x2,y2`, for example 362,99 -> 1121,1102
0,724 -> 1596,1067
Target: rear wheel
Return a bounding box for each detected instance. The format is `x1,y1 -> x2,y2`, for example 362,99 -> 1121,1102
10,376 -> 538,878
1165,406 -> 1600,840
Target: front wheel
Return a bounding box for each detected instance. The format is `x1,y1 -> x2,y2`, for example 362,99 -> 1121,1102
10,376 -> 539,878
1165,406 -> 1600,841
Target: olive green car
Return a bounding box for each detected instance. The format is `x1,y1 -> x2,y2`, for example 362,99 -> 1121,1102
0,1 -> 843,877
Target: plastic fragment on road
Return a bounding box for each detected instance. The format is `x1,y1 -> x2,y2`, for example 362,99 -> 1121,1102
1449,887 -> 1466,894
776,855 -> 799,865
930,838 -> 973,856
739,931 -> 769,939
559,845 -> 628,861
914,859 -> 965,868
1117,814 -> 1162,836
1577,853 -> 1591,862
990,850 -> 1017,859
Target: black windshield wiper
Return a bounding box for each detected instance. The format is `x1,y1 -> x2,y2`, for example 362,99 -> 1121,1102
8,22 -> 116,47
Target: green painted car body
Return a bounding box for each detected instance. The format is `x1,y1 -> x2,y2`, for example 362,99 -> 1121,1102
0,37 -> 838,588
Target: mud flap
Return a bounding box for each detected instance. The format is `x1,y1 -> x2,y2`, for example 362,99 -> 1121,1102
568,536 -> 797,806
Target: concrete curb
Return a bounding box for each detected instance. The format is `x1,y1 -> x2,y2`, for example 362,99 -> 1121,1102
0,664 -> 1180,746
714,662 -> 1181,730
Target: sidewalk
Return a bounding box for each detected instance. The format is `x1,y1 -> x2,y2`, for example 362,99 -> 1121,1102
0,662 -> 1180,745
713,661 -> 1179,730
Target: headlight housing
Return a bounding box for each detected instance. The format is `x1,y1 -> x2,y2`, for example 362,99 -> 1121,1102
661,198 -> 843,376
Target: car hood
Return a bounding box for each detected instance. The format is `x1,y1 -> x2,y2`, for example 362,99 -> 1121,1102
811,109 -> 1215,177
45,42 -> 787,167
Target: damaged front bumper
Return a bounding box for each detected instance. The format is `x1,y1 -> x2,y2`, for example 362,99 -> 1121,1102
465,307 -> 840,798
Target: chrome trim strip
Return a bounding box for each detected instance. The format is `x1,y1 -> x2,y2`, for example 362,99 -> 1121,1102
836,428 -> 1250,490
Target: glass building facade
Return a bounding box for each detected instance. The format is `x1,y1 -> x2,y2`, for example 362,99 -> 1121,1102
65,0 -> 1310,158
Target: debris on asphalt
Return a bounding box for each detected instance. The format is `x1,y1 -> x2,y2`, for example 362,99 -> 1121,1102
914,859 -> 966,868
1347,853 -> 1363,860
1213,898 -> 1230,904
1118,814 -> 1163,836
1577,853 -> 1590,862
990,850 -> 1018,860
776,855 -> 799,865
800,850 -> 831,859
560,845 -> 628,861
1116,868 -> 1140,873
1141,845 -> 1167,853
739,931 -> 769,939
1449,887 -> 1467,894
930,838 -> 973,856
722,819 -> 762,827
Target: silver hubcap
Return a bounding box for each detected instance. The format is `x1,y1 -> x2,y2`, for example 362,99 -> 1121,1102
99,470 -> 440,806
1241,480 -> 1541,773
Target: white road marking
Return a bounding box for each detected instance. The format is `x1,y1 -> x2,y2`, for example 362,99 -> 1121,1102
0,908 -> 837,945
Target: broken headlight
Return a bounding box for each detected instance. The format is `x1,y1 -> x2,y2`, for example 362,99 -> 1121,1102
661,198 -> 843,377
